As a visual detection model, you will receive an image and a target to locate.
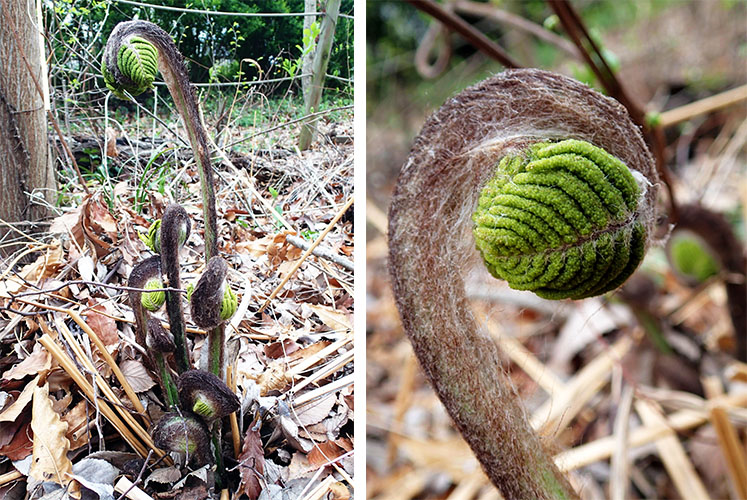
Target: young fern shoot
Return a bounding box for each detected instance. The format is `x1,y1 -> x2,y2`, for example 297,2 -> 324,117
388,69 -> 659,499
103,21 -> 229,379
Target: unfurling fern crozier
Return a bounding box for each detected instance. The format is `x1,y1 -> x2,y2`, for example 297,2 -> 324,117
473,139 -> 649,300
389,69 -> 659,499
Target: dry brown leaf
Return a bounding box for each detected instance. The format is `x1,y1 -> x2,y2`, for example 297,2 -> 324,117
328,482 -> 351,500
293,393 -> 337,427
61,400 -> 91,450
2,343 -> 51,380
0,420 -> 33,460
238,421 -> 265,500
87,196 -> 118,240
307,440 -> 345,467
287,340 -> 331,363
288,451 -> 316,480
84,301 -> 119,346
105,127 -> 118,157
18,239 -> 64,282
0,375 -> 40,422
29,382 -> 73,485
119,360 -> 155,393
308,304 -> 351,332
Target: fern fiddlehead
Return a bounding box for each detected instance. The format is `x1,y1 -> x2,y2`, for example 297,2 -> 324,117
473,139 -> 647,300
104,21 -> 228,380
389,69 -> 658,499
102,36 -> 158,99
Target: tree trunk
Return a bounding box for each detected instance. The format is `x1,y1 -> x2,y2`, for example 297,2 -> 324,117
0,0 -> 56,255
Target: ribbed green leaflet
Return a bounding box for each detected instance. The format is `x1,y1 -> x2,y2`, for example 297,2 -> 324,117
473,139 -> 645,300
102,36 -> 158,99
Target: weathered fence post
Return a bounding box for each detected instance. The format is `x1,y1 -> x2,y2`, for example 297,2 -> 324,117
301,0 -> 316,104
298,0 -> 341,151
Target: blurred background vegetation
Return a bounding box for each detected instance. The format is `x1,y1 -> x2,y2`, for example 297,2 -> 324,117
366,0 -> 745,205
366,1 -> 746,498
51,0 -> 353,90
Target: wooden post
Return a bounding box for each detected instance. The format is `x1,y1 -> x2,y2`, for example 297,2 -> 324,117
298,0 -> 341,151
301,0 -> 316,104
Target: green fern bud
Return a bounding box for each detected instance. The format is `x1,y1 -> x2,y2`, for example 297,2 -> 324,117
103,36 -> 158,99
220,285 -> 238,321
667,230 -> 719,283
186,282 -> 194,301
473,139 -> 647,300
141,277 -> 166,311
139,219 -> 162,253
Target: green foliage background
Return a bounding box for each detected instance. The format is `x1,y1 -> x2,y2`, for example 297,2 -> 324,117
49,0 -> 353,91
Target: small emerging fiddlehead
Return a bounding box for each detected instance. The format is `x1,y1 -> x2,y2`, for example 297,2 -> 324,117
151,412 -> 211,465
389,69 -> 659,499
190,256 -> 232,331
473,139 -> 648,300
127,255 -> 163,353
177,370 -> 240,422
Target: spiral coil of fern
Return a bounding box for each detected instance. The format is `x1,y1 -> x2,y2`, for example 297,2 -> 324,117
104,20 -> 227,379
473,139 -> 647,300
389,69 -> 658,499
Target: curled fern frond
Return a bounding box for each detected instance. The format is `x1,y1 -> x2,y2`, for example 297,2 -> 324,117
473,139 -> 647,300
220,285 -> 238,322
190,256 -> 231,329
141,277 -> 166,311
103,35 -> 158,99
139,219 -> 161,253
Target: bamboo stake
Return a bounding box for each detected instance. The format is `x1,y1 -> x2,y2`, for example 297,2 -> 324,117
531,336 -> 633,435
38,334 -> 149,458
291,373 -> 353,408
227,364 -> 241,459
556,392 -> 747,471
0,470 -> 22,487
258,196 -> 353,314
55,319 -> 160,456
635,399 -> 710,500
8,297 -> 145,415
69,309 -> 146,416
658,84 -> 747,127
703,375 -> 747,498
114,476 -> 154,500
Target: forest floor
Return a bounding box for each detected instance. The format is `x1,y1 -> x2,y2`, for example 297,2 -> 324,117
0,95 -> 354,500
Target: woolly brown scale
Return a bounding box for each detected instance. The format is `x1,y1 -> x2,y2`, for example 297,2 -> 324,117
127,255 -> 163,360
190,256 -> 229,331
389,69 -> 658,499
160,204 -> 192,373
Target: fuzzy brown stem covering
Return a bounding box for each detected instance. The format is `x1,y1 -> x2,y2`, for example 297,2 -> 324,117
161,204 -> 191,373
388,69 -> 658,499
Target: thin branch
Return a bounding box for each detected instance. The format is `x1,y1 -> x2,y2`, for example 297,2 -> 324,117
405,0 -> 521,69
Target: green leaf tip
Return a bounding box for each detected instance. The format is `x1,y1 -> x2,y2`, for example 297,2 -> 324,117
102,36 -> 158,99
177,370 -> 240,421
473,139 -> 647,300
667,230 -> 719,284
139,219 -> 161,253
141,277 -> 166,311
